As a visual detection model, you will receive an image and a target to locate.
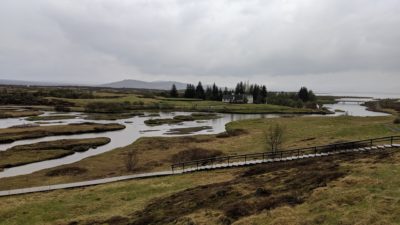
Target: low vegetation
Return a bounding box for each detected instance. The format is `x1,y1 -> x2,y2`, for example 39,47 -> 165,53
0,137 -> 110,170
0,109 -> 43,119
1,148 -> 400,224
0,122 -> 125,144
84,112 -> 144,120
26,115 -> 77,121
144,113 -> 220,126
171,148 -> 223,163
164,126 -> 212,135
394,116 -> 400,124
364,99 -> 400,114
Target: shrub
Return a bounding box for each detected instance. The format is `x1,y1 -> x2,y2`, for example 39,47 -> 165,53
394,116 -> 400,124
85,102 -> 126,113
171,148 -> 223,163
54,105 -> 71,112
45,167 -> 88,176
125,150 -> 139,172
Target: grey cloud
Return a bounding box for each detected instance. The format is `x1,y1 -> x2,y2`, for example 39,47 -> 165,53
0,0 -> 399,91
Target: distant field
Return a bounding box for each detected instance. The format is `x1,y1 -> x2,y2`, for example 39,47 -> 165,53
52,92 -> 326,114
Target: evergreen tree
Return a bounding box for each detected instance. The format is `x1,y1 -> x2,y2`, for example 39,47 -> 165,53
205,86 -> 213,100
252,85 -> 261,104
218,88 -> 223,101
223,87 -> 229,95
235,82 -> 245,95
195,82 -> 205,99
308,90 -> 316,102
170,84 -> 179,98
261,85 -> 268,103
211,83 -> 219,100
298,87 -> 309,102
184,84 -> 196,98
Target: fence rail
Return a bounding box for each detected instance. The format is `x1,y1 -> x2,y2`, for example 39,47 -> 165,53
171,136 -> 400,172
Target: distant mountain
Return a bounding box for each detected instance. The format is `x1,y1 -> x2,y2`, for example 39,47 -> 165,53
0,79 -> 79,87
101,79 -> 188,90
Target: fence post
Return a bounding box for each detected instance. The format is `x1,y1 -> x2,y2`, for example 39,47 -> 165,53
182,163 -> 185,172
171,165 -> 174,174
262,153 -> 265,162
280,151 -> 283,160
245,155 -> 247,164
227,157 -> 230,166
197,162 -> 199,170
370,139 -> 373,147
391,136 -> 393,146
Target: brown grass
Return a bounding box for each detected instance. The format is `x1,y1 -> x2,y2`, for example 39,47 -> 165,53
0,123 -> 124,144
0,137 -> 110,170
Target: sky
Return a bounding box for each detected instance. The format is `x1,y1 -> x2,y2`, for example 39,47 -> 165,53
0,0 -> 400,93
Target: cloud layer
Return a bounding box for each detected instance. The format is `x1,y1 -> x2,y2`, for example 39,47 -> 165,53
0,0 -> 399,92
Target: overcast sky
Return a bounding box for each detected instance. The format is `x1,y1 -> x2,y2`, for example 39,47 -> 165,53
0,0 -> 399,93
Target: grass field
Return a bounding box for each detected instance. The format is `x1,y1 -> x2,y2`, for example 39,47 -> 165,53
0,115 -> 398,191
52,92 -> 327,114
0,148 -> 399,224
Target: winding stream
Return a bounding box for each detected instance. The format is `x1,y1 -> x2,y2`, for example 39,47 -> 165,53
0,99 -> 390,178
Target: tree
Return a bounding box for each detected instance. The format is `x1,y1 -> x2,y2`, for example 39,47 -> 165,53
235,82 -> 245,95
261,85 -> 267,103
265,124 -> 285,153
205,86 -> 213,100
124,149 -> 139,172
298,87 -> 309,102
184,84 -> 196,98
170,84 -> 179,98
211,83 -> 219,101
308,90 -> 316,102
195,82 -> 205,99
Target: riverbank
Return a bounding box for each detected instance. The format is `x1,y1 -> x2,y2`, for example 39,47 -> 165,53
0,137 -> 110,171
0,123 -> 125,144
0,115 -> 398,191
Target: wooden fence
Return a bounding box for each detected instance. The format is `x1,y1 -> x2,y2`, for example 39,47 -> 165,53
171,136 -> 400,172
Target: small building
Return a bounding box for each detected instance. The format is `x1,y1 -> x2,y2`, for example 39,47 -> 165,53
222,94 -> 253,104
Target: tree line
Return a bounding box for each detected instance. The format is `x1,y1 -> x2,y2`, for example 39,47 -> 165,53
170,81 -> 268,104
169,82 -> 316,107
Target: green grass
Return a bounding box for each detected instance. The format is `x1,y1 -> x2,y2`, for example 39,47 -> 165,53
2,149 -> 400,224
0,170 -> 235,225
53,93 -> 326,114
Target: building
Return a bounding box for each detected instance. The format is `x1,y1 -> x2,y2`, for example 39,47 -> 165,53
222,93 -> 253,104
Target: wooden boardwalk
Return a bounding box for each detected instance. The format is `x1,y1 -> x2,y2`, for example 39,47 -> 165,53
0,136 -> 399,197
